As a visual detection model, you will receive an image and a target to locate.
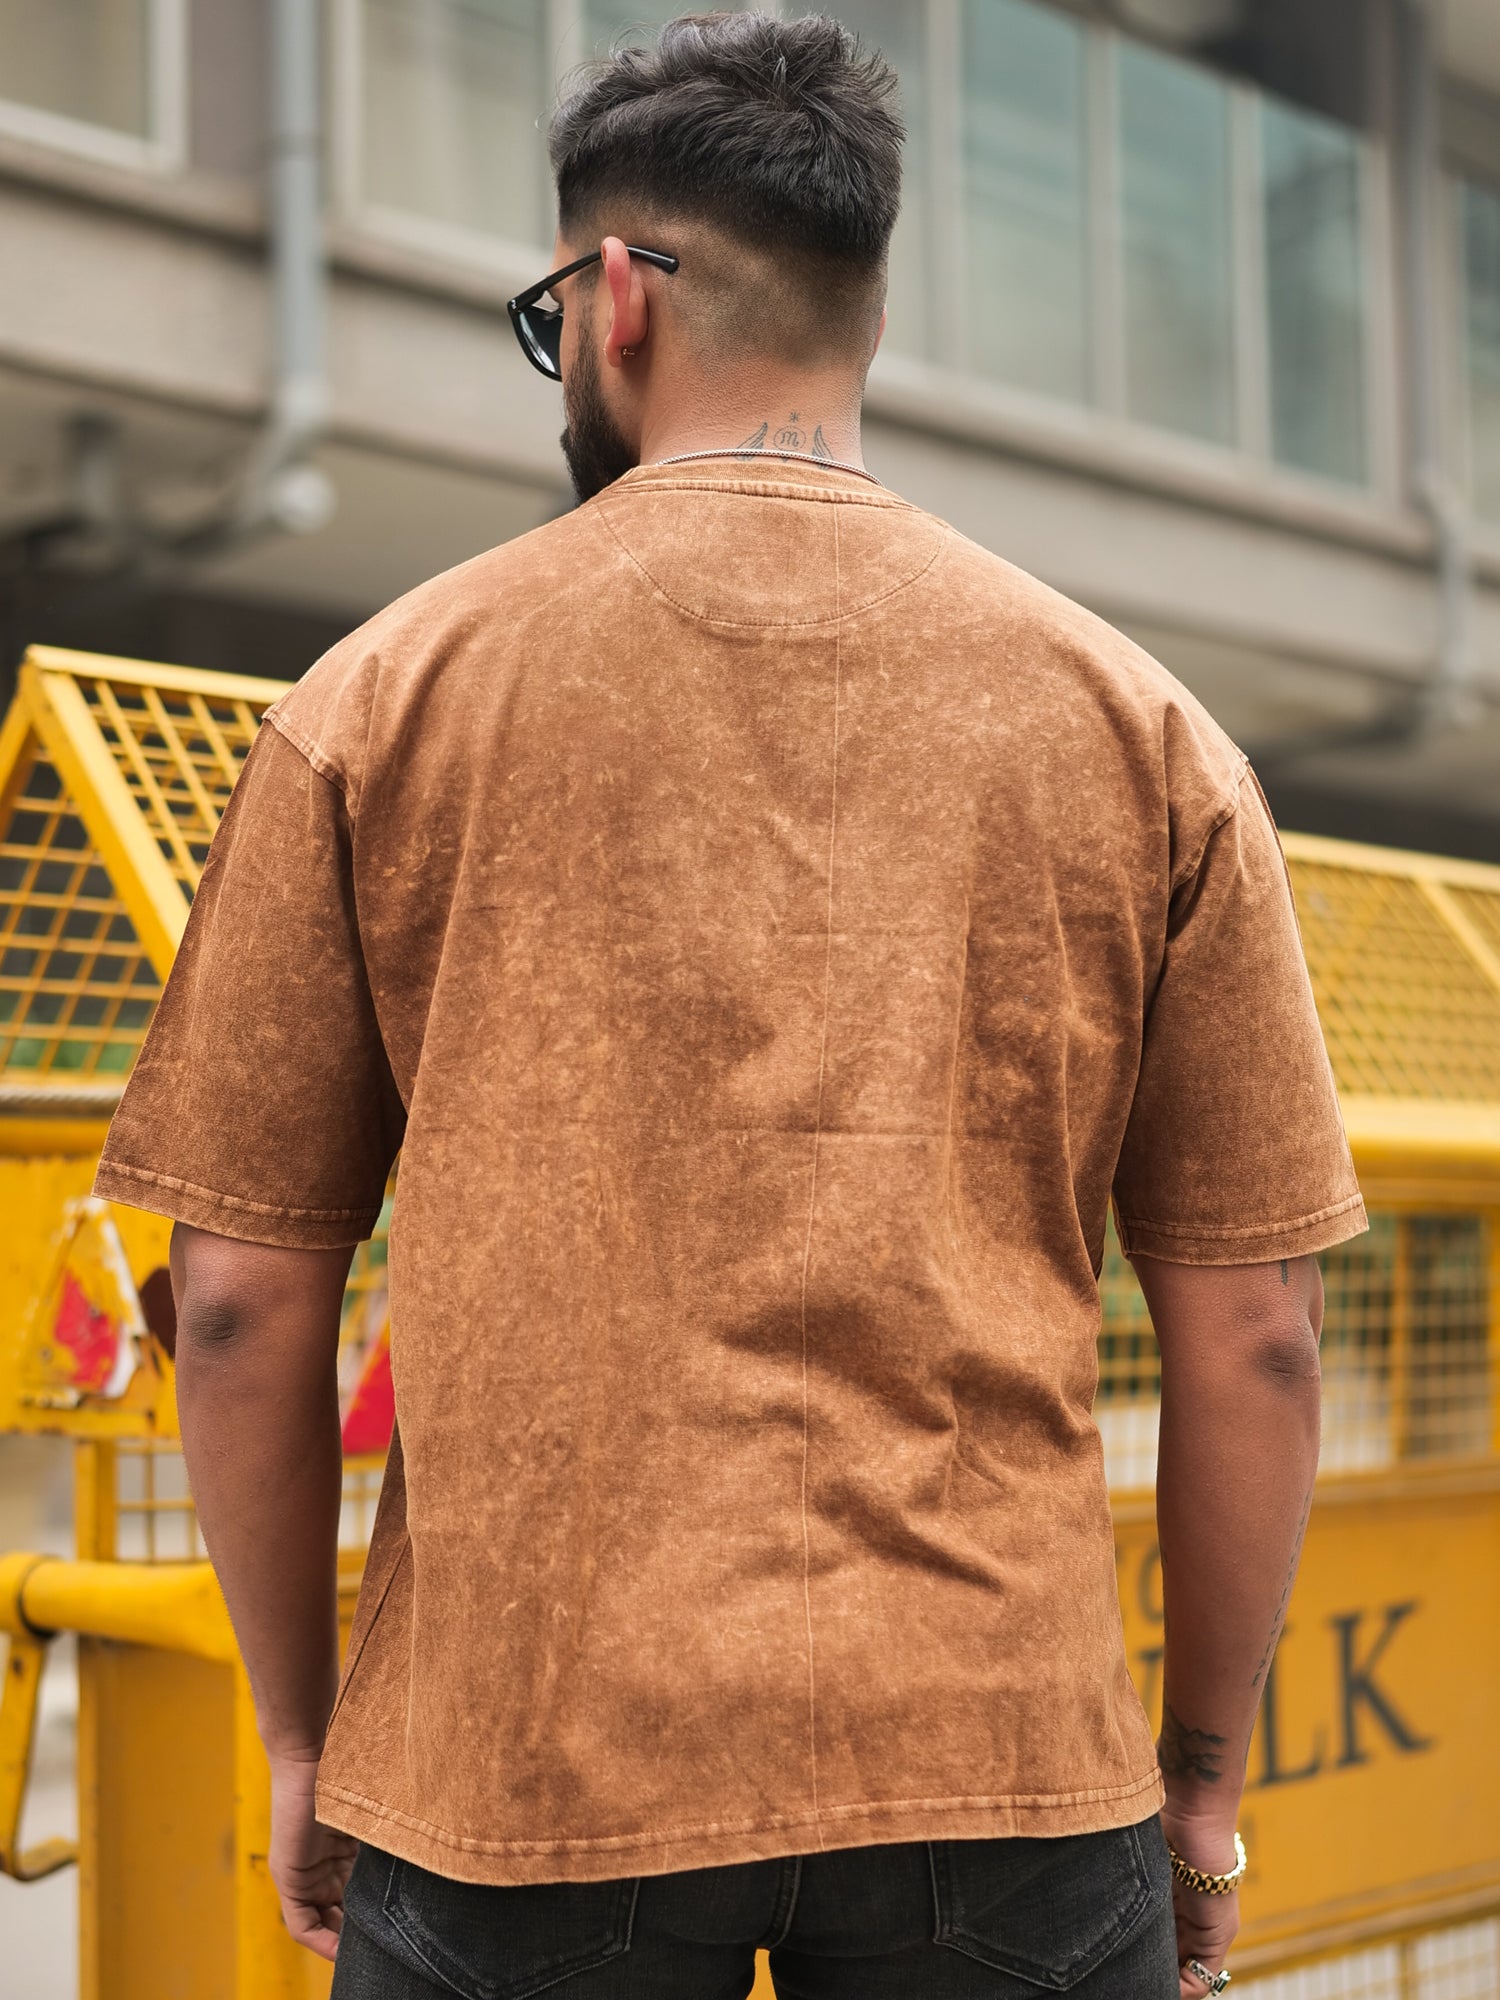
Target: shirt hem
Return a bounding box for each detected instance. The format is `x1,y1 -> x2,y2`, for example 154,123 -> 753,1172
314,1766 -> 1167,1887
1118,1189 -> 1368,1265
92,1160 -> 381,1250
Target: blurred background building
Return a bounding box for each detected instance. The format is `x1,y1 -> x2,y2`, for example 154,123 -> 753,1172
0,0 -> 1498,855
3,10 -> 1500,1995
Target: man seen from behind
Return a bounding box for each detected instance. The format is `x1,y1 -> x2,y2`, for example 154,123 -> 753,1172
95,14 -> 1366,1998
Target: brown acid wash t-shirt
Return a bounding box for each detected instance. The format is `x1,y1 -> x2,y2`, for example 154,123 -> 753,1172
95,458 -> 1366,1885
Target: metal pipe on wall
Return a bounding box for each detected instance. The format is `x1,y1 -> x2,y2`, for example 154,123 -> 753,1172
228,0 -> 335,540
1247,0 -> 1483,775
1399,0 -> 1477,734
13,0 -> 334,564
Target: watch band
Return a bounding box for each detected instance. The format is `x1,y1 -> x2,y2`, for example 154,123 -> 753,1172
1166,1830 -> 1247,1896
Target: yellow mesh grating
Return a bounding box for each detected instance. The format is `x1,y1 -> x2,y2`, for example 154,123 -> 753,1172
1097,1210 -> 1493,1486
1287,860 -> 1500,1102
1319,1213 -> 1492,1470
339,1191 -> 392,1391
0,733 -> 161,1077
112,1440 -> 386,1562
1412,1916 -> 1500,1998
108,1182 -> 395,1561
1097,1218 -> 1162,1490
114,1439 -> 204,1563
1449,883 -> 1500,972
1235,1914 -> 1500,1996
72,673 -> 272,903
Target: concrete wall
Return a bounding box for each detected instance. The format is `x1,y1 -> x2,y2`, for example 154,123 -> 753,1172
1,0 -> 1498,849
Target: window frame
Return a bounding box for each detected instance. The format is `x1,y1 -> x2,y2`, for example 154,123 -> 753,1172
0,0 -> 187,173
332,0 -> 1401,512
1451,172 -> 1476,516
898,0 -> 1397,506
331,0 -> 584,277
1253,90 -> 1396,500
1450,166 -> 1500,541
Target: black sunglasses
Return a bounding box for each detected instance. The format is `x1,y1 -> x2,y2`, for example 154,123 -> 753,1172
507,246 -> 680,380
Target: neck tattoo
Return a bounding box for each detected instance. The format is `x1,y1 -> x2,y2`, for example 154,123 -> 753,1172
655,413 -> 880,487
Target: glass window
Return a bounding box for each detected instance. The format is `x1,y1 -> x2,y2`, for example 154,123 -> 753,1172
1461,178 -> 1500,524
1118,40 -> 1236,446
0,0 -> 153,138
586,0 -> 710,46
1262,99 -> 1366,486
961,0 -> 1088,403
807,0 -> 930,361
586,2 -> 667,49
359,0 -> 549,248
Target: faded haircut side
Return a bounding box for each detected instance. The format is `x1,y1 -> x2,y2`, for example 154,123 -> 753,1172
549,11 -> 904,365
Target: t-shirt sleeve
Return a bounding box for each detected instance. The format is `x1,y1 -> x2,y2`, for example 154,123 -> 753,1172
93,714 -> 405,1248
1112,766 -> 1367,1265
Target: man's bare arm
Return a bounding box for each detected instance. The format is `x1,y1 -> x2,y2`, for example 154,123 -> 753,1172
170,1220 -> 357,1960
1133,1251 -> 1324,1993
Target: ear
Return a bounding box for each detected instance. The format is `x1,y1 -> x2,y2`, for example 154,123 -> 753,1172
600,236 -> 651,369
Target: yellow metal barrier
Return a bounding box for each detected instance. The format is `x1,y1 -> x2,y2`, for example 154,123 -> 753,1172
0,1550 -> 234,1660
0,646 -> 283,1158
1100,830 -> 1500,1985
2,648 -> 1499,1996
0,648 -> 392,1997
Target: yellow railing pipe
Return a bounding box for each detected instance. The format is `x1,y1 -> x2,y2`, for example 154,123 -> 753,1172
0,1551 -> 239,1882
0,1552 -> 236,1663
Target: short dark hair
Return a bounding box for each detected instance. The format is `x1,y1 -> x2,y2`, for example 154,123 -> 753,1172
549,11 -> 904,361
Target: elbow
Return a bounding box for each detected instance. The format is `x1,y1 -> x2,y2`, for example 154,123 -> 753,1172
1244,1317 -> 1322,1389
169,1221 -> 268,1358
175,1286 -> 254,1356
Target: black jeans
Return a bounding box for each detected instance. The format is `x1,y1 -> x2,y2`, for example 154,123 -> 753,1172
330,1815 -> 1178,1999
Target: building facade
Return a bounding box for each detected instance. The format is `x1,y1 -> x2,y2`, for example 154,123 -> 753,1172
1,0 -> 1498,855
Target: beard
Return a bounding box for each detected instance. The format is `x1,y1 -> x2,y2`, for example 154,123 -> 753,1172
560,336 -> 638,504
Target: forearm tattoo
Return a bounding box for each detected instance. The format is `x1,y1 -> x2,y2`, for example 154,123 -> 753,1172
1250,1485 -> 1314,1690
1158,1701 -> 1228,1783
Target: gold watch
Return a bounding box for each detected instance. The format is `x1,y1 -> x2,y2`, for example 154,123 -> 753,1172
1165,1831 -> 1247,1895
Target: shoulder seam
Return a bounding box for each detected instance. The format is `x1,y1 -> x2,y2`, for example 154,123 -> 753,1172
1170,752 -> 1251,895
262,704 -> 356,813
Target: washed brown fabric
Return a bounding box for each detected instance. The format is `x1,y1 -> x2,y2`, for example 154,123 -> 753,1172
95,458 -> 1366,1885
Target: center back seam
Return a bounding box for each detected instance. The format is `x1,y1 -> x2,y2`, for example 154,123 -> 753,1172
795,506 -> 843,1844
